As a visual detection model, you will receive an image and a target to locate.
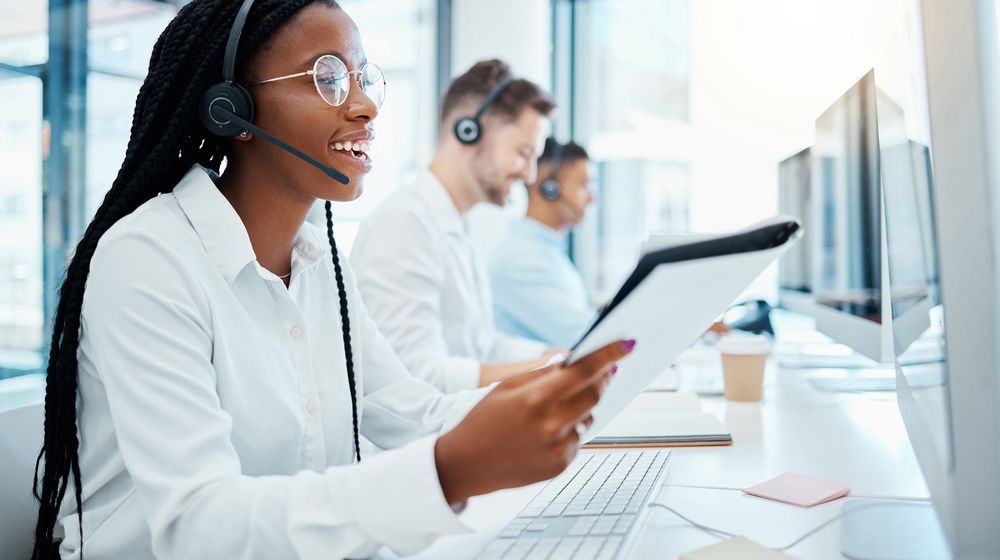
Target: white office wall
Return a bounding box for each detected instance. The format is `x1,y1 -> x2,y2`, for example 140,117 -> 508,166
451,0 -> 554,263
685,0 -> 877,301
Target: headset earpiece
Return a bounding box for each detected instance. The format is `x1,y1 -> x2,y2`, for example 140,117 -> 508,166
453,76 -> 514,145
454,117 -> 481,145
540,178 -> 562,201
200,82 -> 255,138
199,0 -> 256,139
539,139 -> 565,201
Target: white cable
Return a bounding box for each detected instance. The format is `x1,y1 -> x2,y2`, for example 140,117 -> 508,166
647,503 -> 736,540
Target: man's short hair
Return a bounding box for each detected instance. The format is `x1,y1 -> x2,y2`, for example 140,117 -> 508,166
538,137 -> 590,166
440,59 -> 556,126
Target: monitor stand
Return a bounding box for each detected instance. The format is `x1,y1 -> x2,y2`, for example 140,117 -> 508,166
807,368 -> 896,392
840,499 -> 950,559
807,366 -> 944,393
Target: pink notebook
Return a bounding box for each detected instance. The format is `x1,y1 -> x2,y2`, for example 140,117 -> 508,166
743,471 -> 850,507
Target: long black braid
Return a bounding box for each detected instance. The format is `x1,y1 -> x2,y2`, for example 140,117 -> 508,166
325,201 -> 362,462
31,1 -> 354,558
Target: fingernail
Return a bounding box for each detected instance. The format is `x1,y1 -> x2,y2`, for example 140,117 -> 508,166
611,365 -> 619,376
622,339 -> 637,353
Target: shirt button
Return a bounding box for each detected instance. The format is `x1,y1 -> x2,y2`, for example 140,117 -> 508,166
290,326 -> 302,339
305,400 -> 318,414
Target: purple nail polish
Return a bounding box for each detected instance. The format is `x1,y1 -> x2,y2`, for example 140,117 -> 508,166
622,339 -> 637,352
611,365 -> 619,376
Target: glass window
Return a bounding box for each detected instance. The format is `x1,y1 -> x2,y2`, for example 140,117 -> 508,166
567,0 -> 692,301
0,0 -> 47,377
87,1 -> 176,221
0,0 -> 443,376
0,74 -> 43,372
325,0 -> 440,254
0,1 -> 47,67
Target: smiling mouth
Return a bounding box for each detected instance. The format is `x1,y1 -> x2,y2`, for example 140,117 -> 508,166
329,140 -> 372,162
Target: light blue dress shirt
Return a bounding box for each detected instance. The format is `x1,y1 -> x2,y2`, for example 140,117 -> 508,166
489,218 -> 597,348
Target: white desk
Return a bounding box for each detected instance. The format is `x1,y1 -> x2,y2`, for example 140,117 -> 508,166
395,347 -> 929,560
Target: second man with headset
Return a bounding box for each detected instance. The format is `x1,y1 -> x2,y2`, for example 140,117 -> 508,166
490,138 -> 597,348
352,59 -> 559,392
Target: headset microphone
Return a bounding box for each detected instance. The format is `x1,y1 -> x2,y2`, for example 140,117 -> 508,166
210,105 -> 350,185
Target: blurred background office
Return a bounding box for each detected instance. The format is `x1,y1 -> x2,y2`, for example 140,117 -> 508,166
0,0 -> 906,378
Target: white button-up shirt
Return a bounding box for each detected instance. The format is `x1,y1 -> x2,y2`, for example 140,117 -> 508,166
351,171 -> 547,393
61,165 -> 484,560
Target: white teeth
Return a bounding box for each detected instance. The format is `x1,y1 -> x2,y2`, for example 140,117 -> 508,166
330,140 -> 372,159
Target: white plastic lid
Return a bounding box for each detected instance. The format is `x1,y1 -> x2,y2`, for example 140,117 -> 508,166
718,333 -> 772,355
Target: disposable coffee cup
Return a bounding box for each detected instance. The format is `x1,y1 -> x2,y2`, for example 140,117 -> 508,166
718,334 -> 772,402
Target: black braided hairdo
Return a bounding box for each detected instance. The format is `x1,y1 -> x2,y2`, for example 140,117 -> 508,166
31,1 -> 355,558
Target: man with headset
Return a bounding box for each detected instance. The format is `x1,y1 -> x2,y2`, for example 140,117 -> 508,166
351,60 -> 558,392
489,138 -> 597,348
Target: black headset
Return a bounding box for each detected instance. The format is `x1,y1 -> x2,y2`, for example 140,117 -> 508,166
199,0 -> 349,184
453,76 -> 514,145
539,140 -> 565,201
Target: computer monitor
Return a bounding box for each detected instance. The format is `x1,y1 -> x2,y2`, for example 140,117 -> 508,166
777,147 -> 814,315
878,88 -> 937,353
810,70 -> 894,362
865,0 -> 1000,556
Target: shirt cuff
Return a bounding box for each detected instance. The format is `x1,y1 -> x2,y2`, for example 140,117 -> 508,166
344,435 -> 473,554
441,355 -> 482,393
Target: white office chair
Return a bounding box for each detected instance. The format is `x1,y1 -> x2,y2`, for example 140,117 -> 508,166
0,375 -> 45,559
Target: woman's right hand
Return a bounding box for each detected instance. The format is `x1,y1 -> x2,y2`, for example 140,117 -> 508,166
435,339 -> 635,505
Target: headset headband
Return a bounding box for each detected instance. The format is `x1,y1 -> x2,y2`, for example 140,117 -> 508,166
474,76 -> 514,121
548,140 -> 565,178
224,0 -> 257,83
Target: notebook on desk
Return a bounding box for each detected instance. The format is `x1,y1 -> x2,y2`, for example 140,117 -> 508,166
585,411 -> 733,448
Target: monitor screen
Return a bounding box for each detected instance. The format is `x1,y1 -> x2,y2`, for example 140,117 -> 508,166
876,69 -> 953,471
778,147 -> 812,294
812,70 -> 883,323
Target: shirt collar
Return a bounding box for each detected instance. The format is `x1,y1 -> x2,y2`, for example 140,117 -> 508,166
413,169 -> 465,234
515,217 -> 568,251
173,165 -> 327,285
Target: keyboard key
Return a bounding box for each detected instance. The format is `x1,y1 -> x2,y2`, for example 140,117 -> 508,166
526,520 -> 549,532
542,504 -> 567,517
505,537 -> 539,560
574,537 -> 607,560
550,536 -> 584,560
518,507 -> 545,518
624,498 -> 643,514
569,516 -> 598,536
613,514 -> 636,535
525,538 -> 561,559
595,536 -> 625,560
477,538 -> 514,560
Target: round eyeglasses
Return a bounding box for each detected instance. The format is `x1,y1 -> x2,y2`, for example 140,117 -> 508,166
252,54 -> 386,109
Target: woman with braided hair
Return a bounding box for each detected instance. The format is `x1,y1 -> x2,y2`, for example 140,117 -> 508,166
31,1 -> 632,558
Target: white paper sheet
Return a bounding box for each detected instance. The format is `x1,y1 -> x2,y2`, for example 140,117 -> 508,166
569,240 -> 797,440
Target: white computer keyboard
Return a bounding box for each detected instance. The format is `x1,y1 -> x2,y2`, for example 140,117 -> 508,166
478,449 -> 672,560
